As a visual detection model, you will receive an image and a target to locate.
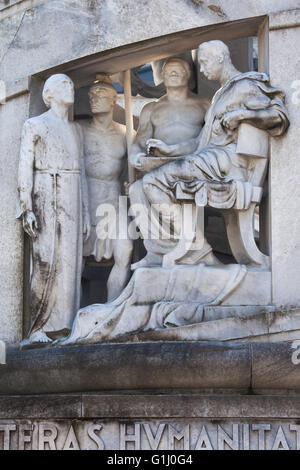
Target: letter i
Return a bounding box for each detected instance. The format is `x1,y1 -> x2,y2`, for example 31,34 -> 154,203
243,424 -> 250,450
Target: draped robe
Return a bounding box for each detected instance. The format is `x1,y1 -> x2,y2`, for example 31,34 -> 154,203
17,111 -> 89,337
130,72 -> 289,258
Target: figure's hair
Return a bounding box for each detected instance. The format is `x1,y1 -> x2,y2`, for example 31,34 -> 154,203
162,57 -> 191,79
89,74 -> 117,97
42,74 -> 73,108
198,40 -> 230,59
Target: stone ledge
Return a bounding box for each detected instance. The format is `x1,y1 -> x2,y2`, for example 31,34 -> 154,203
5,76 -> 30,101
270,8 -> 300,31
1,393 -> 300,420
0,341 -> 299,395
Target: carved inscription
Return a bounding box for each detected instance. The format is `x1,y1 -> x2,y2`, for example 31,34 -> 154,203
0,421 -> 299,450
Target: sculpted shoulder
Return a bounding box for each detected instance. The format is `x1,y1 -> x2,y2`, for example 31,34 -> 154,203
112,120 -> 126,137
195,95 -> 211,113
152,92 -> 208,115
140,100 -> 157,118
111,121 -> 127,149
23,112 -> 48,133
233,77 -> 272,107
21,113 -> 52,141
190,93 -> 210,119
232,77 -> 260,96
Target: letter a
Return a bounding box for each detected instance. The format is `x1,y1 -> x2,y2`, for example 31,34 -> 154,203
63,426 -> 80,450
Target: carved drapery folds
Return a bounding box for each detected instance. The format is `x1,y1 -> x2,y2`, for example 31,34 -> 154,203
18,40 -> 289,347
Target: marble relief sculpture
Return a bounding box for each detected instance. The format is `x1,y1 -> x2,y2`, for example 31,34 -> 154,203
130,41 -> 289,269
58,41 -> 289,346
17,74 -> 90,346
80,76 -> 133,301
129,57 -> 213,269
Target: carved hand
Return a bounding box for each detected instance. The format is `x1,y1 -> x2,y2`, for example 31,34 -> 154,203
221,109 -> 245,131
146,139 -> 173,156
83,212 -> 91,242
132,152 -> 147,170
22,211 -> 38,239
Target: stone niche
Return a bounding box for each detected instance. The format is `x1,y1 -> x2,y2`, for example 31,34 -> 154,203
21,14 -> 293,345
1,4 -> 300,451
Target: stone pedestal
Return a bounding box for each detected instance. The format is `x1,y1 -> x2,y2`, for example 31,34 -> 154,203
0,342 -> 299,450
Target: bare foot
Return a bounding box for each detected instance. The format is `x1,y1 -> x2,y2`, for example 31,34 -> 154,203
29,331 -> 52,343
20,330 -> 52,348
131,253 -> 163,271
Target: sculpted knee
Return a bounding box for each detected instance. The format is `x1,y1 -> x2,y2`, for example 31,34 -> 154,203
142,173 -> 155,197
142,172 -> 154,187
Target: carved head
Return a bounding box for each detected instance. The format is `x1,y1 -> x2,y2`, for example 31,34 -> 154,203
42,74 -> 74,108
198,40 -> 231,81
162,57 -> 191,88
88,76 -> 117,114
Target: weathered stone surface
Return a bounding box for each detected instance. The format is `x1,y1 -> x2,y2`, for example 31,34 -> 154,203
269,24 -> 300,307
81,394 -> 300,420
0,342 -> 251,394
0,93 -> 28,344
0,0 -> 299,82
0,395 -> 82,419
0,342 -> 299,395
2,393 -> 300,420
252,342 -> 300,391
126,308 -> 300,344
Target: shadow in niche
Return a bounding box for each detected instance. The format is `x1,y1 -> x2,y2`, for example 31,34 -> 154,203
205,208 -> 236,266
81,261 -> 112,307
81,238 -> 146,307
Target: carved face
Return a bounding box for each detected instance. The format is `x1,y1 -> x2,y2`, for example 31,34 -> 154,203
198,49 -> 224,81
52,77 -> 74,105
43,74 -> 74,107
88,86 -> 116,114
162,61 -> 189,88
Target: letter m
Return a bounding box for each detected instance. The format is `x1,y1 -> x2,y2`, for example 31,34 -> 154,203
168,424 -> 190,450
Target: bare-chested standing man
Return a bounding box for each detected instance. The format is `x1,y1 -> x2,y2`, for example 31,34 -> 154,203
129,57 -> 214,269
81,78 -> 133,301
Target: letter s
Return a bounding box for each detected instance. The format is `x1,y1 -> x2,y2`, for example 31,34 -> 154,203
87,424 -> 105,450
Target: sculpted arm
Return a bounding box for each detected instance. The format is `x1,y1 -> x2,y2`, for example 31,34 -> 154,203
129,103 -> 154,168
222,105 -> 282,131
221,84 -> 288,133
17,120 -> 39,239
148,136 -> 199,157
